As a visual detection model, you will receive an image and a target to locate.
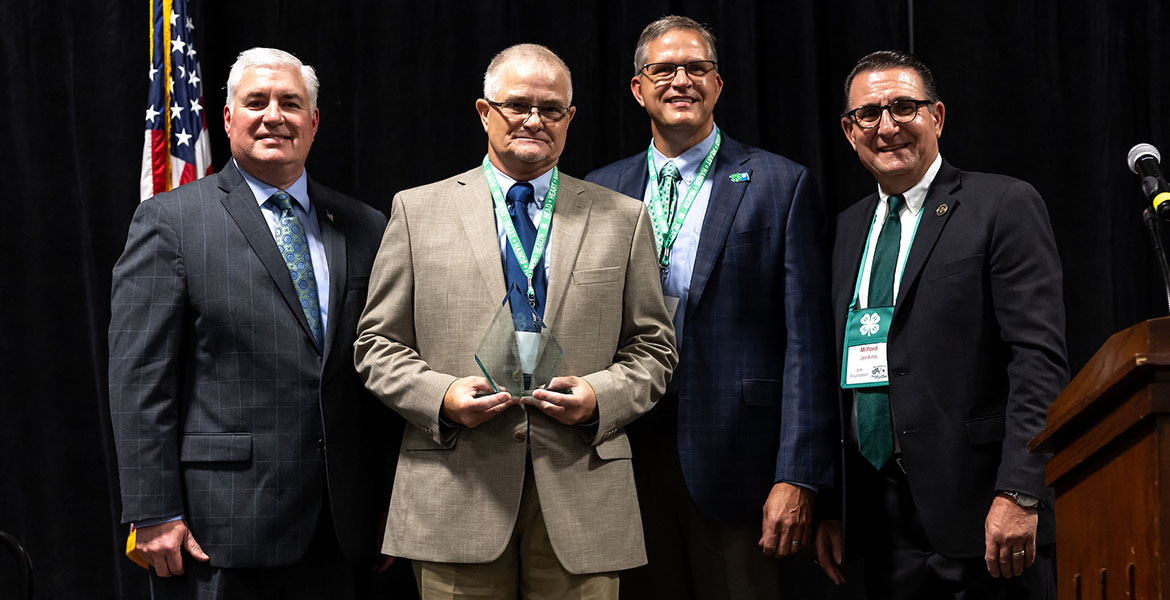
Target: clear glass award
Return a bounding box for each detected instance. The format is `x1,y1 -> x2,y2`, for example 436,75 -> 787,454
474,293 -> 563,397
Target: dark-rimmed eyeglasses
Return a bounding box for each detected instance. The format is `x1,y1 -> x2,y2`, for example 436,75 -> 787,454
485,100 -> 571,123
639,61 -> 718,82
843,99 -> 933,129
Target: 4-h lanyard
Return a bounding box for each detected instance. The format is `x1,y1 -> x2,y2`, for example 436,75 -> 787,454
645,128 -> 721,277
483,155 -> 558,311
839,198 -> 924,389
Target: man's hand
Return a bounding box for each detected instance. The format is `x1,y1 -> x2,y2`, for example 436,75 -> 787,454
528,376 -> 597,425
134,520 -> 209,577
814,519 -> 846,584
758,482 -> 813,558
984,494 -> 1038,578
441,376 -> 517,428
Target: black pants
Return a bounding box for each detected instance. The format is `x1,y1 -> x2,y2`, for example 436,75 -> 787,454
855,457 -> 1055,600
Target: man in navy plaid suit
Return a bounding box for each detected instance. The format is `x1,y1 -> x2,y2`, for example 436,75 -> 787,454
108,47 -> 396,598
586,16 -> 837,599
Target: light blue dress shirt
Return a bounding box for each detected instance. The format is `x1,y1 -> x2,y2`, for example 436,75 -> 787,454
237,160 -> 331,334
488,162 -> 554,283
642,125 -> 719,352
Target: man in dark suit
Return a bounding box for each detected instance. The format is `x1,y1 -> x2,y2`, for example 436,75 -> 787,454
814,50 -> 1068,598
109,47 -> 395,598
586,16 -> 836,599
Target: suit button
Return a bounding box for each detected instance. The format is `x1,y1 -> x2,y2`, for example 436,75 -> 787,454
514,431 -> 526,443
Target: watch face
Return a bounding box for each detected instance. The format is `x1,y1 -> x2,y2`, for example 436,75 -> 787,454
1006,491 -> 1040,508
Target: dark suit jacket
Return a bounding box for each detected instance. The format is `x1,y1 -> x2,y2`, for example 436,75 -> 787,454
109,163 -> 397,568
830,159 -> 1069,557
587,133 -> 837,521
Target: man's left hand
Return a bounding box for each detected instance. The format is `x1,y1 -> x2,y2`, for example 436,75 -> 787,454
528,376 -> 597,425
984,494 -> 1038,578
759,482 -> 813,558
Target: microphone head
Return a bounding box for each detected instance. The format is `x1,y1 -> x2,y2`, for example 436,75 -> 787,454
1129,143 -> 1161,174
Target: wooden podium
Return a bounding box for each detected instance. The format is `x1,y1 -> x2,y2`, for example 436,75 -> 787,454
1031,317 -> 1170,599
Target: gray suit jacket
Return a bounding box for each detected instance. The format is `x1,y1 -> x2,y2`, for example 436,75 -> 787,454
354,167 -> 677,574
109,163 -> 396,568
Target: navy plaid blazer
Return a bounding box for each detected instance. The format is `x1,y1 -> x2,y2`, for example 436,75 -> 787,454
587,133 -> 837,520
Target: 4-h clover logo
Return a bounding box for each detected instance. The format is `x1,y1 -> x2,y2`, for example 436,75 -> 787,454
859,312 -> 881,336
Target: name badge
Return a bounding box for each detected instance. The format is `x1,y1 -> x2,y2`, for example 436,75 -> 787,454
841,306 -> 894,388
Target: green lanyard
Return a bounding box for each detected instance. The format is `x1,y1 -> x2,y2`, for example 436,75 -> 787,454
645,128 -> 721,269
482,155 -> 559,305
848,197 -> 924,311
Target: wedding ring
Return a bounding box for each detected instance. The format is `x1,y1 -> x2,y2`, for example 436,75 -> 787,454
1012,550 -> 1026,557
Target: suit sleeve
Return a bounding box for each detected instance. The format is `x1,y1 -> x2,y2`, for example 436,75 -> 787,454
582,203 -> 678,445
354,193 -> 458,446
989,181 -> 1069,499
775,168 -> 839,490
108,198 -> 188,524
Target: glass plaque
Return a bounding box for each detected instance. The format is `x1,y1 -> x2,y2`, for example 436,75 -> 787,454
474,296 -> 563,397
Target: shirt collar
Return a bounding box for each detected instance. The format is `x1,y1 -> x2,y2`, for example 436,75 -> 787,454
235,159 -> 312,213
877,153 -> 943,215
487,161 -> 554,208
650,124 -> 719,185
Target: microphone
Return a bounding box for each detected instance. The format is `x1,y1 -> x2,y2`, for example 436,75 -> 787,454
1128,143 -> 1170,218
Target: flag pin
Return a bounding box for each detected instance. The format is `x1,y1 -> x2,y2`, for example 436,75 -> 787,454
326,210 -> 335,222
729,172 -> 750,183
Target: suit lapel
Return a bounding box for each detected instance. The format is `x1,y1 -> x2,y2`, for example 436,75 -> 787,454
218,165 -> 320,347
687,135 -> 750,314
455,168 -> 508,299
835,195 -> 879,317
617,154 -> 650,200
893,161 -> 962,317
310,178 -> 347,359
543,175 -> 590,329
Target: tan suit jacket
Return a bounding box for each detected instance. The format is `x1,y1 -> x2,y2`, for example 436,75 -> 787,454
355,167 -> 677,575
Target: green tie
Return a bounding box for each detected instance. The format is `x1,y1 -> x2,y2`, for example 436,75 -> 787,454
658,161 -> 681,266
857,194 -> 903,469
269,191 -> 324,350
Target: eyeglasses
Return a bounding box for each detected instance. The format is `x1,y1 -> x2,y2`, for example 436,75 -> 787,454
639,61 -> 718,82
485,100 -> 571,123
843,99 -> 934,129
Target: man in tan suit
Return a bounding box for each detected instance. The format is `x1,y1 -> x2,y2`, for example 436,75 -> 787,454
354,44 -> 677,599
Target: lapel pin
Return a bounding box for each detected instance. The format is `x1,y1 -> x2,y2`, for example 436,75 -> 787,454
936,204 -> 948,217
729,172 -> 750,183
326,209 -> 335,222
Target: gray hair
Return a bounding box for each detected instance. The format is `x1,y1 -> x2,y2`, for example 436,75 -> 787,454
633,15 -> 718,75
482,44 -> 573,104
225,47 -> 320,112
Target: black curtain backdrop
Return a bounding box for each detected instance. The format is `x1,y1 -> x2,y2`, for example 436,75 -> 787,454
2,1 -> 1168,598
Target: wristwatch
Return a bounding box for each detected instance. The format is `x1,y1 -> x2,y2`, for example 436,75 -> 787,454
1000,490 -> 1042,509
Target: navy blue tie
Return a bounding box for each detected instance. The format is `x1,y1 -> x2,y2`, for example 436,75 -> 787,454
504,182 -> 547,332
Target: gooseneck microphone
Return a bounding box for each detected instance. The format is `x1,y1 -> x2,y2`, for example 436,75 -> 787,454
1128,143 -> 1170,218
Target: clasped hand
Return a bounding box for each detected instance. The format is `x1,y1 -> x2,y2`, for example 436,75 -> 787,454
442,375 -> 597,427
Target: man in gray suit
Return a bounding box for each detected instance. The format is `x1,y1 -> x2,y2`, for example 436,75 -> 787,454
355,44 -> 677,599
109,47 -> 395,598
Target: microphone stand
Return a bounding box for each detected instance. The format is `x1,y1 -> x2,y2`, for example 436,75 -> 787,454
1143,206 -> 1170,313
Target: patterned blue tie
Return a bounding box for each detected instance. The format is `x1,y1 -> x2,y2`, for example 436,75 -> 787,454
268,191 -> 324,350
503,182 -> 547,332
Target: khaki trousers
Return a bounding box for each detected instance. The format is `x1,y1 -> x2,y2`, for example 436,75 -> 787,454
413,462 -> 618,600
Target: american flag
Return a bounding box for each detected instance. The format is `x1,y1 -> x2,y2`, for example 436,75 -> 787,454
140,0 -> 212,202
